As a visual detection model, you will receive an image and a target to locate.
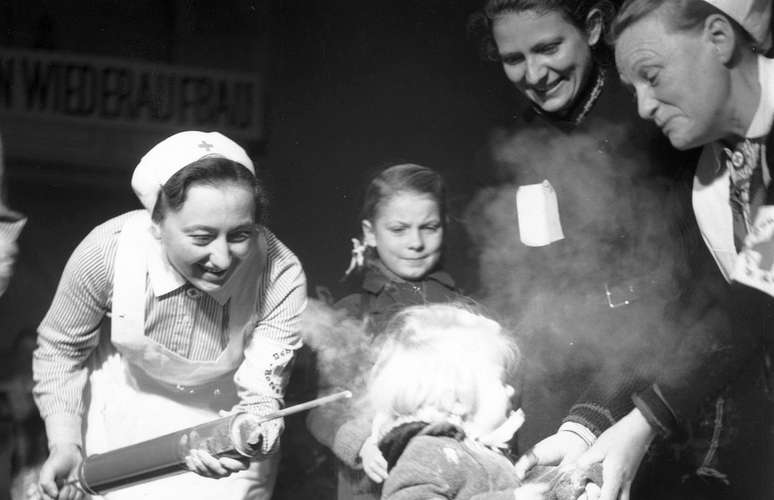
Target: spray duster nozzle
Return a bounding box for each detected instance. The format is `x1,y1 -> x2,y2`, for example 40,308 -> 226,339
65,390 -> 352,495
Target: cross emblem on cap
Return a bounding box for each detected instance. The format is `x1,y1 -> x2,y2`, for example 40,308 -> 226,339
198,140 -> 214,152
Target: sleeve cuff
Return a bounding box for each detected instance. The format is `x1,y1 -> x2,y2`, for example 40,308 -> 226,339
632,384 -> 683,440
234,399 -> 284,454
332,417 -> 372,468
44,413 -> 83,449
557,422 -> 597,447
563,402 -> 616,437
235,395 -> 280,412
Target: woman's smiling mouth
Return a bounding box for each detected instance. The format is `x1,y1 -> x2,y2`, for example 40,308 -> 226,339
200,266 -> 228,280
532,78 -> 563,97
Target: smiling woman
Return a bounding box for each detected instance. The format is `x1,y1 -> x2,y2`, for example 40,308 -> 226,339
492,7 -> 599,114
150,156 -> 265,293
32,131 -> 307,500
471,0 -> 615,121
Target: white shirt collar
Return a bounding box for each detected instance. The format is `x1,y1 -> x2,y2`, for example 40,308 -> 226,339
145,236 -> 188,298
746,55 -> 774,139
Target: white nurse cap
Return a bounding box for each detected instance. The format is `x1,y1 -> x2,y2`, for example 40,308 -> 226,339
703,0 -> 772,49
131,131 -> 255,211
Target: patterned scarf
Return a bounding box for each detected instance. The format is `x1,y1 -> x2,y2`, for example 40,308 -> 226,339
724,138 -> 767,250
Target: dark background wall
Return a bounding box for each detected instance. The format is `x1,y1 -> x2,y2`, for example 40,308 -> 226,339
262,0 -> 516,291
0,0 -> 517,353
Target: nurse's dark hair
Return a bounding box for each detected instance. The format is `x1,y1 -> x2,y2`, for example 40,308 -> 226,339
360,163 -> 447,223
151,156 -> 269,224
468,0 -> 617,62
610,0 -> 753,44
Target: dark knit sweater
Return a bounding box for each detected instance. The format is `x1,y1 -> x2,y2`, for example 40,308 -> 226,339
486,63 -> 708,441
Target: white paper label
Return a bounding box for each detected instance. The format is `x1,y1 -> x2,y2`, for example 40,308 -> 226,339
515,180 -> 564,247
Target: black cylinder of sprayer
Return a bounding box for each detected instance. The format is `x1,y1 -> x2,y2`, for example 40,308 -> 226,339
77,413 -> 249,495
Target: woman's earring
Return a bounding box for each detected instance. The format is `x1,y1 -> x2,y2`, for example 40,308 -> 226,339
585,8 -> 603,46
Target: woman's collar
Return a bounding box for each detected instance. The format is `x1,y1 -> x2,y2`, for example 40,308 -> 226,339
376,408 -> 526,467
377,407 -> 526,447
472,408 -> 525,450
144,229 -> 188,297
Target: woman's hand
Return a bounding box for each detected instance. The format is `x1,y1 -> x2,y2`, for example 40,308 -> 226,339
358,436 -> 389,483
220,408 -> 283,456
514,430 -> 590,480
184,448 -> 249,479
38,443 -> 84,500
574,409 -> 655,500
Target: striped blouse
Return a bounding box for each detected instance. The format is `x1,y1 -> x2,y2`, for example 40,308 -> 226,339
33,210 -> 307,446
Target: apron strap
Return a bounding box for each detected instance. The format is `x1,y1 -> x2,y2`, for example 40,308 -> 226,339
108,211 -> 264,387
111,211 -> 152,346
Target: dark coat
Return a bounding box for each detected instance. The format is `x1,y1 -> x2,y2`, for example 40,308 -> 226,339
335,263 -> 465,336
381,431 -> 520,500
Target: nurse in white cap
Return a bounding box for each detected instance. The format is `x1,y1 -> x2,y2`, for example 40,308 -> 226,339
33,131 -> 307,500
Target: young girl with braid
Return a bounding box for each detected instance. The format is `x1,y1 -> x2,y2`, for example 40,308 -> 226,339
307,164 -> 470,500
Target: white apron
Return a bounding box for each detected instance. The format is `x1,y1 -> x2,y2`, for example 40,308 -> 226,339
83,211 -> 278,500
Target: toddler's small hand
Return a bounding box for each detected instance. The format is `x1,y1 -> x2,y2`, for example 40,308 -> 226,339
359,437 -> 389,483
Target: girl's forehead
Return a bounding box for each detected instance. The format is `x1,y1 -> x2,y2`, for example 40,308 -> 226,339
376,191 -> 440,214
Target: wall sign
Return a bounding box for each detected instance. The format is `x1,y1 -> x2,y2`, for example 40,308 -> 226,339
0,47 -> 263,141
